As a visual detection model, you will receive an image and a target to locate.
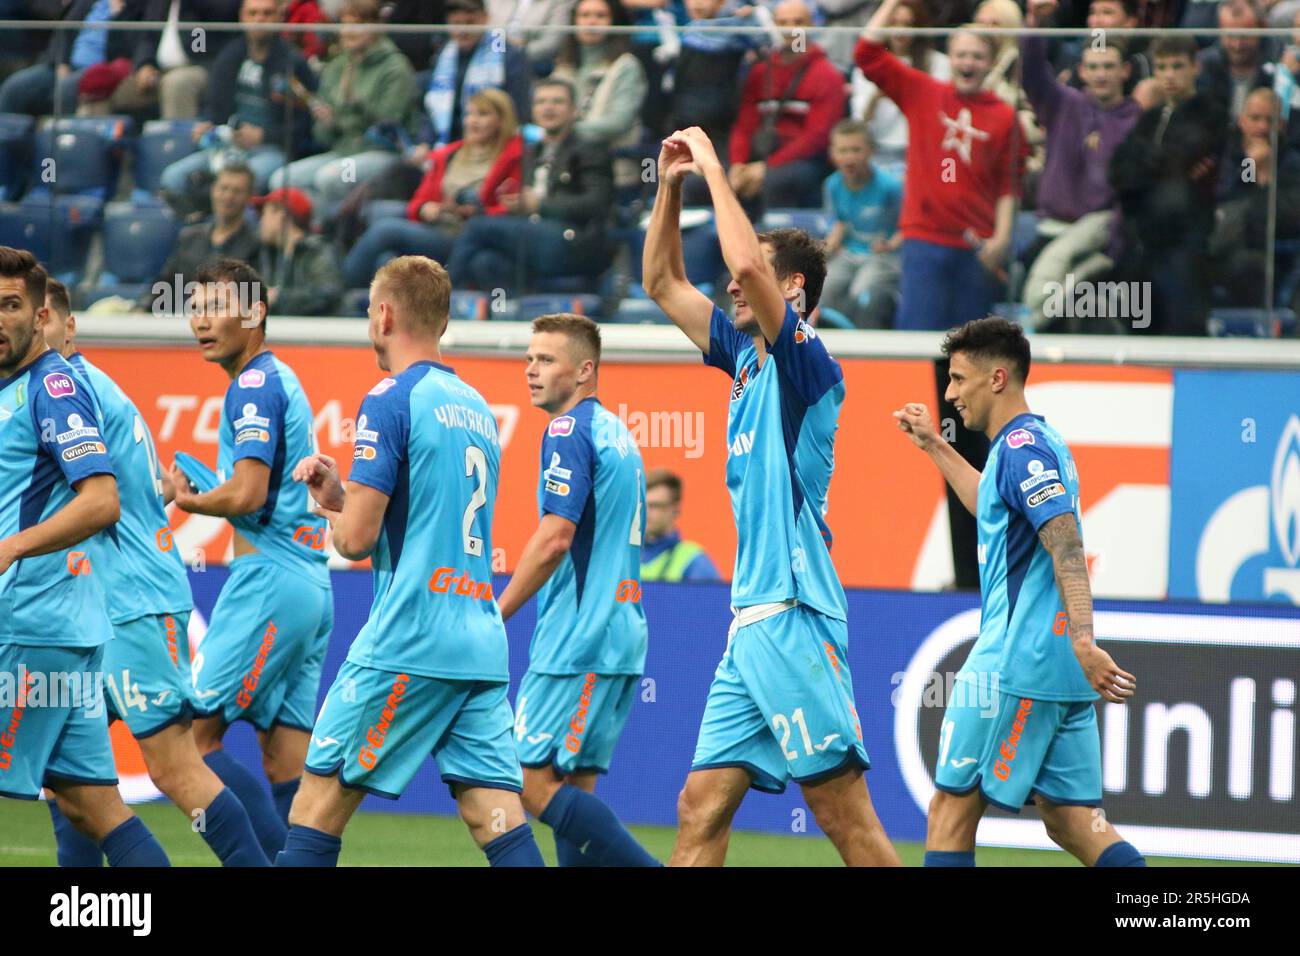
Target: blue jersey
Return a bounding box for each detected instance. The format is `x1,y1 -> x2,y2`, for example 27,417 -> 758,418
68,353 -> 191,624
217,351 -> 328,585
964,413 -> 1096,702
0,349 -> 115,648
346,361 -> 508,682
530,397 -> 648,676
704,303 -> 847,619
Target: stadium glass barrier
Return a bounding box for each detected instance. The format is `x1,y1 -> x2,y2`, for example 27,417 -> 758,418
1,16 -> 1299,337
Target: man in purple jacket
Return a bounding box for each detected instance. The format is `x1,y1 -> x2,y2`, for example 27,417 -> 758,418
1019,0 -> 1141,329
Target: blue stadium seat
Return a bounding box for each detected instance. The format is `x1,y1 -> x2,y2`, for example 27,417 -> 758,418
516,293 -> 602,323
815,305 -> 855,330
610,298 -> 669,324
97,202 -> 181,285
30,116 -> 134,201
0,113 -> 33,201
760,208 -> 831,237
1207,308 -> 1298,338
0,195 -> 104,284
134,119 -> 201,196
450,290 -> 489,320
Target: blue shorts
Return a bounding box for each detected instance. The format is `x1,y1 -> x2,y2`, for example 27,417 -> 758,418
0,644 -> 117,800
691,604 -> 870,794
514,670 -> 639,776
190,556 -> 332,731
933,684 -> 1102,812
104,611 -> 195,738
306,660 -> 523,798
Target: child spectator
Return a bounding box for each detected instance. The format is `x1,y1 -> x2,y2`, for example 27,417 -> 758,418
820,120 -> 903,328
855,0 -> 1028,331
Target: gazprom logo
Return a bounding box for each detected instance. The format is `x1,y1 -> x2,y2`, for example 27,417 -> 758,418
1197,415 -> 1300,603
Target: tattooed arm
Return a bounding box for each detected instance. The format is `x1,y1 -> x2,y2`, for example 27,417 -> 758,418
1038,513 -> 1136,703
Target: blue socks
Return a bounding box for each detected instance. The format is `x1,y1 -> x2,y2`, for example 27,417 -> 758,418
1095,840 -> 1146,867
47,800 -> 104,867
924,850 -> 976,867
538,784 -> 659,867
555,835 -> 595,867
271,778 -> 300,825
274,825 -> 342,867
198,787 -> 270,866
202,749 -> 287,860
483,823 -> 545,867
100,816 -> 170,867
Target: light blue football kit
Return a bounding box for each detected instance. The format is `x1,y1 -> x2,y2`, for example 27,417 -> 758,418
189,350 -> 332,732
306,361 -> 523,797
514,397 -> 648,776
0,350 -> 119,799
933,413 -> 1102,811
67,352 -> 196,738
691,303 -> 869,793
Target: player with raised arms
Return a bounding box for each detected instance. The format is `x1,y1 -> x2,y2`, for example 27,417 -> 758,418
39,279 -> 269,866
170,258 -> 334,861
0,247 -> 170,865
279,256 -> 543,867
495,313 -> 658,867
894,317 -> 1145,867
642,130 -> 899,866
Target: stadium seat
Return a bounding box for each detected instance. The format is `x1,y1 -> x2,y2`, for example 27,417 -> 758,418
450,289 -> 489,320
516,293 -> 602,323
609,298 -> 669,324
815,305 -> 856,330
760,208 -> 831,237
0,113 -> 33,201
1207,308 -> 1298,338
0,194 -> 104,284
134,119 -> 201,195
93,202 -> 181,296
30,116 -> 133,201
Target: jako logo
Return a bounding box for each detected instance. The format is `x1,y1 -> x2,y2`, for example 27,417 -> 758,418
359,673 -> 409,770
428,567 -> 494,600
565,672 -> 598,753
49,886 -> 151,936
66,551 -> 91,576
1197,415 -> 1300,603
293,525 -> 326,550
235,622 -> 277,708
992,698 -> 1033,780
615,580 -> 641,603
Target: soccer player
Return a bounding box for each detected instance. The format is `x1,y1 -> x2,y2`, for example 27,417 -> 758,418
169,258 -> 333,860
494,313 -> 658,867
40,279 -> 269,867
0,247 -> 169,866
643,129 -> 900,866
893,317 -> 1145,867
278,256 -> 543,867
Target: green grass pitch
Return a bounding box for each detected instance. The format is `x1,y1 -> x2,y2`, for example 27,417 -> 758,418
0,801 -> 1279,866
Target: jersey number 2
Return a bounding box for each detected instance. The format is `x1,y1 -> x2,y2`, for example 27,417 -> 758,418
463,446 -> 488,557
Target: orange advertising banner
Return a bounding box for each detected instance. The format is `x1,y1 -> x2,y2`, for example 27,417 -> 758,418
83,344 -> 1173,593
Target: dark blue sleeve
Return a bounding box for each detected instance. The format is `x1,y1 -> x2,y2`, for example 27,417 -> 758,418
767,301 -> 844,407
225,374 -> 286,468
995,435 -> 1074,532
347,381 -> 410,497
703,304 -> 748,378
32,367 -> 115,487
538,416 -> 595,525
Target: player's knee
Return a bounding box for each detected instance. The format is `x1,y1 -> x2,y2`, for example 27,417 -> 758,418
927,790 -> 980,843
676,782 -> 728,836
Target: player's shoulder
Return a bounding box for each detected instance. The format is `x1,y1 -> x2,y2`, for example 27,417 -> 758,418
544,396 -> 601,445
28,350 -> 85,408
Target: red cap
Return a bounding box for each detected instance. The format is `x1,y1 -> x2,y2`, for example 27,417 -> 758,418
252,187 -> 313,228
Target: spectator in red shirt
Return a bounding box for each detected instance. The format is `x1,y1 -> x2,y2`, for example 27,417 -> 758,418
855,0 -> 1027,331
342,88 -> 523,288
726,0 -> 847,212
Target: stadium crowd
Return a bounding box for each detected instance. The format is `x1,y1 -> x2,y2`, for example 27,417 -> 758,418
2,0 -> 1299,334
